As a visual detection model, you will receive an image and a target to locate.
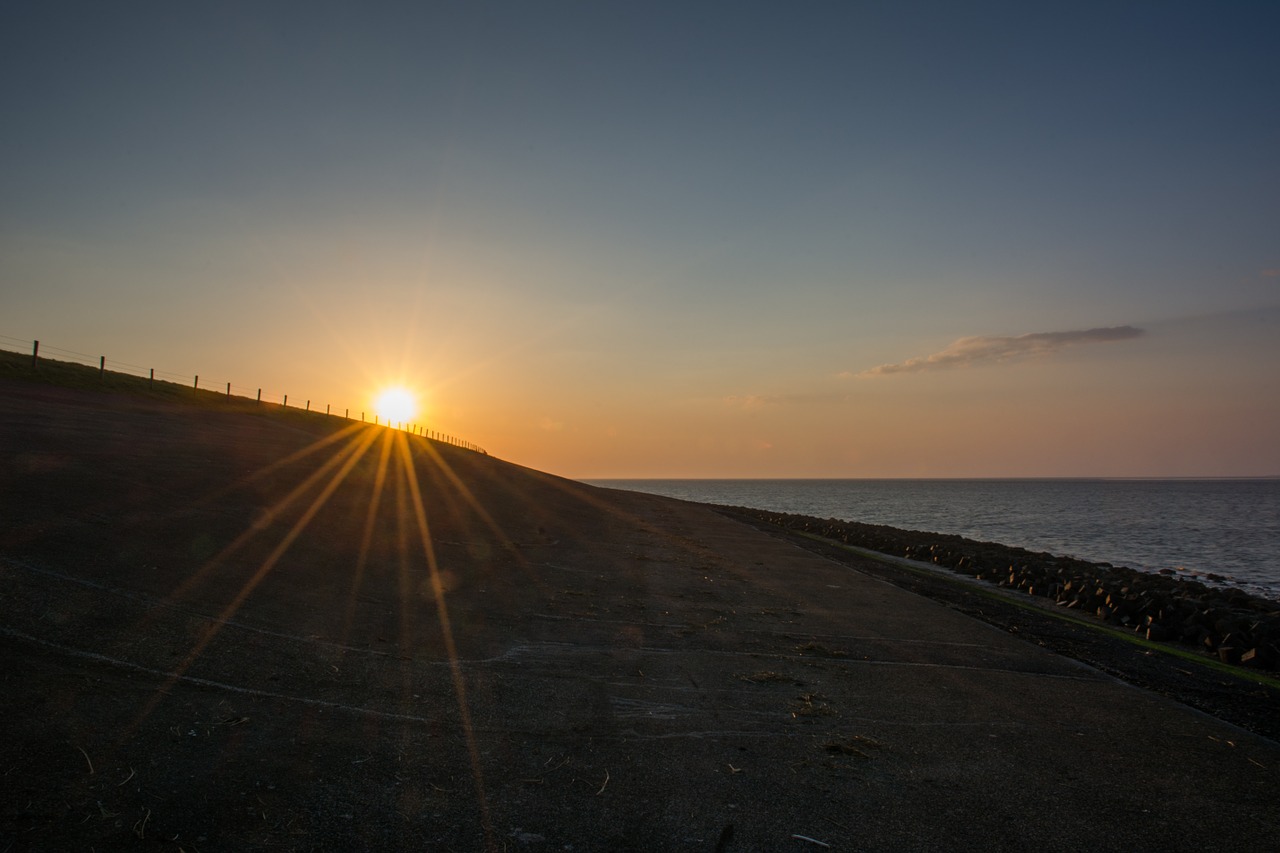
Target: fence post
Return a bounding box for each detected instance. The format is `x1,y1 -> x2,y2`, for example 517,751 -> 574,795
226,382 -> 231,397
31,340 -> 38,369
283,394 -> 287,407
326,404 -> 330,415
306,400 -> 310,412
194,375 -> 199,389
149,368 -> 154,388
99,356 -> 105,378
257,389 -> 261,402
345,408 -> 349,419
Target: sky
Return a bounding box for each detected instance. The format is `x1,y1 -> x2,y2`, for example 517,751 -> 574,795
3,1 -> 1278,478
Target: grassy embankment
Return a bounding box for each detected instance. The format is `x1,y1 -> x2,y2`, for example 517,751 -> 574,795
0,348 -> 357,430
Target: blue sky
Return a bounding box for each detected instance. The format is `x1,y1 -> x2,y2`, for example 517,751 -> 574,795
3,2 -> 1278,476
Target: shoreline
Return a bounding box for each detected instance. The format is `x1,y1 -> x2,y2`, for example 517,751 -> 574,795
716,505 -> 1280,672
586,478 -> 1280,601
715,504 -> 1280,741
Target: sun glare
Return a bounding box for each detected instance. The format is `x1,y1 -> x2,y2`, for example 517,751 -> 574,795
374,387 -> 418,425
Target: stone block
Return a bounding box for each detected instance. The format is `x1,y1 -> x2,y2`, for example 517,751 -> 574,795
1240,646 -> 1276,670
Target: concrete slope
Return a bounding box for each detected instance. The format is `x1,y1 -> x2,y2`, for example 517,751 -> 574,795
2,378 -> 1277,851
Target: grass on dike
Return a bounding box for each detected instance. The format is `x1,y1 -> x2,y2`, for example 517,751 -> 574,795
0,348 -> 340,425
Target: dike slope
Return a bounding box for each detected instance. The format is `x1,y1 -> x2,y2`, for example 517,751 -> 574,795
2,377 -> 1279,852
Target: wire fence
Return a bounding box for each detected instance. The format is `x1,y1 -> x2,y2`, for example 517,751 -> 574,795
0,334 -> 487,455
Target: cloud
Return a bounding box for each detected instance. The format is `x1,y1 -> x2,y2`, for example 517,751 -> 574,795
723,392 -> 850,409
856,325 -> 1144,377
723,394 -> 773,410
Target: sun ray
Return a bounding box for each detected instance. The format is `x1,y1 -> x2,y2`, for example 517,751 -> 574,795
158,426 -> 378,607
199,425 -> 379,641
395,431 -> 496,851
195,420 -> 369,506
339,429 -> 396,650
407,437 -> 526,564
128,426 -> 381,733
393,448 -> 417,723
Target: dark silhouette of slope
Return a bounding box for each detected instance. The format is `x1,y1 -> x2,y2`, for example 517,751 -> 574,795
3,376 -> 1279,852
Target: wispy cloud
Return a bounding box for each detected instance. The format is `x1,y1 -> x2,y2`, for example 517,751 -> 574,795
723,394 -> 774,410
856,325 -> 1145,377
723,392 -> 850,409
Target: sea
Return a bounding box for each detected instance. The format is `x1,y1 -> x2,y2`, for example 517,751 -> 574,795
584,479 -> 1280,601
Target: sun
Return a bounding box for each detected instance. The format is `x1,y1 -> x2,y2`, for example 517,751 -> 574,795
373,387 -> 418,425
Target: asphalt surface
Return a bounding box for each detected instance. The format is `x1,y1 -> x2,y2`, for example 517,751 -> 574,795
2,378 -> 1278,851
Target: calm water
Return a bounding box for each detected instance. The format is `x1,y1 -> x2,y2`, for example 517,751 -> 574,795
585,479 -> 1280,600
